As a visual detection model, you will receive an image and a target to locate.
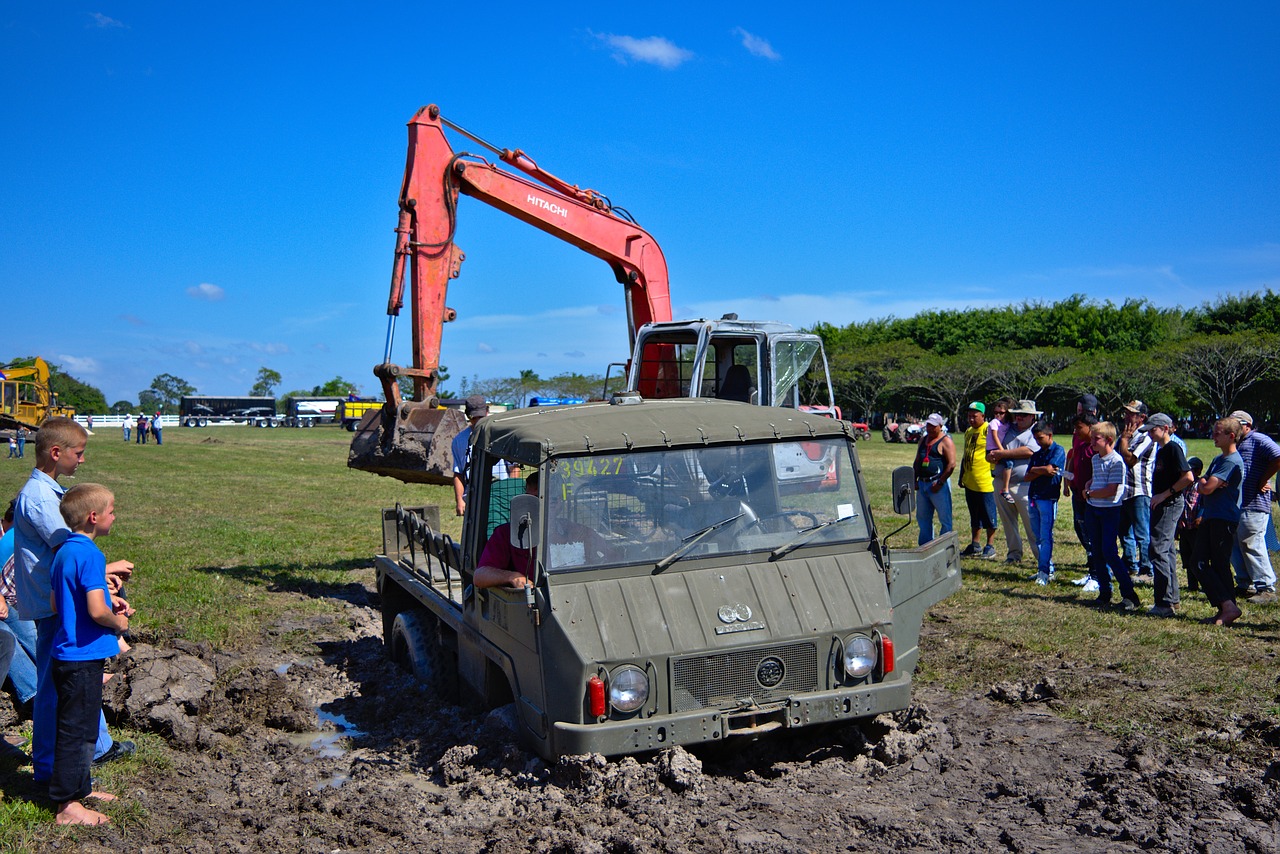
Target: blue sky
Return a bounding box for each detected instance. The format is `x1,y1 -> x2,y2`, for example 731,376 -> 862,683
3,3 -> 1278,406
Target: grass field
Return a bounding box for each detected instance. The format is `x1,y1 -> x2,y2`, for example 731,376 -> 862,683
1,422 -> 1278,825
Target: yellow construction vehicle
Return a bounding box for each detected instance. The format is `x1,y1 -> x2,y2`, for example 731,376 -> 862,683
0,357 -> 76,431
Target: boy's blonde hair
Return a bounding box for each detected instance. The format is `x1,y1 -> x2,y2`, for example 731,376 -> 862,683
1215,417 -> 1242,443
1091,421 -> 1117,443
35,416 -> 88,461
60,483 -> 113,530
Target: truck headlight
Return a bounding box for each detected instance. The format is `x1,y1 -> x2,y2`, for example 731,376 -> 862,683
843,635 -> 877,678
608,665 -> 649,713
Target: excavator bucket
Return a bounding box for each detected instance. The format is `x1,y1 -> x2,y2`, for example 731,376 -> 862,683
347,401 -> 467,485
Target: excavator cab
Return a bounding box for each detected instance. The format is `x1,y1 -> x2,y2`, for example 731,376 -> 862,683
627,317 -> 836,413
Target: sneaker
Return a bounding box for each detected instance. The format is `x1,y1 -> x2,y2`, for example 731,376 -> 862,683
1118,598 -> 1141,612
1148,605 -> 1177,618
1071,574 -> 1091,586
1132,574 -> 1155,586
959,543 -> 979,557
92,739 -> 136,767
1004,554 -> 1023,565
981,545 -> 997,560
1248,588 -> 1278,605
1082,578 -> 1100,593
1034,572 -> 1050,586
1092,595 -> 1113,608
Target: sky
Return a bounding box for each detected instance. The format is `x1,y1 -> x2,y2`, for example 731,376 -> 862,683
3,2 -> 1278,406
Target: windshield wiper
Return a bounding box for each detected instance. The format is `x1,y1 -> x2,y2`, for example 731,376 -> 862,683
769,514 -> 860,561
654,512 -> 746,573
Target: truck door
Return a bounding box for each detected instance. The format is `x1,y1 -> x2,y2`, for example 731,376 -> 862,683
885,533 -> 961,674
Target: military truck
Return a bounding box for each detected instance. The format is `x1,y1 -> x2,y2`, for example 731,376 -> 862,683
374,396 -> 959,760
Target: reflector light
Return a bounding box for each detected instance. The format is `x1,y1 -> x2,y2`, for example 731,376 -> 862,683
880,635 -> 895,674
588,675 -> 606,718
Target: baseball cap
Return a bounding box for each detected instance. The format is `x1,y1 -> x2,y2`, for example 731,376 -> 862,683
1122,400 -> 1148,416
1139,413 -> 1174,431
925,413 -> 946,427
464,395 -> 489,418
1228,410 -> 1253,425
967,401 -> 985,414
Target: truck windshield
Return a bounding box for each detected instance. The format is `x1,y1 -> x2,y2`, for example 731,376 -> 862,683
542,438 -> 869,572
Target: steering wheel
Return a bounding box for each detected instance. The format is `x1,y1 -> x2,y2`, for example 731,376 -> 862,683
744,510 -> 820,535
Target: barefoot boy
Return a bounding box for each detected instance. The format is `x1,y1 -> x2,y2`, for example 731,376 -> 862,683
49,483 -> 132,825
12,417 -> 134,785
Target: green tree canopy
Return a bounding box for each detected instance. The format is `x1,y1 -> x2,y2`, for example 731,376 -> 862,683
141,373 -> 196,413
249,367 -> 282,397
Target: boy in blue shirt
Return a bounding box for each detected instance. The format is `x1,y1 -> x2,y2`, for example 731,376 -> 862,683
1025,420 -> 1067,585
49,483 -> 133,826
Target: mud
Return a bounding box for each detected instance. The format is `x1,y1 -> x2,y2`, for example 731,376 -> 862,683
3,579 -> 1278,852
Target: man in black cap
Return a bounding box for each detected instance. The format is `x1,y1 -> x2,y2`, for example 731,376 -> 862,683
451,395 -> 489,517
1117,400 -> 1156,582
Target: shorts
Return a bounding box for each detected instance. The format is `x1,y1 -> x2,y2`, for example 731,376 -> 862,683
965,489 -> 999,531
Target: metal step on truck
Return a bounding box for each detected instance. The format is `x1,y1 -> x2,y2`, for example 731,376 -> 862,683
374,395 -> 960,760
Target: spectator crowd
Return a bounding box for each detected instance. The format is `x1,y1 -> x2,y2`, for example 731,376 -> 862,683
917,394 -> 1280,625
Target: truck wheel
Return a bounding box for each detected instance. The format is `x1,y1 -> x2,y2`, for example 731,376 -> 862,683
198,417 -> 208,427
390,610 -> 458,701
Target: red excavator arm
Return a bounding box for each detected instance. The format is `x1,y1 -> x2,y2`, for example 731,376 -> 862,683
379,104 -> 672,408
350,105 -> 673,483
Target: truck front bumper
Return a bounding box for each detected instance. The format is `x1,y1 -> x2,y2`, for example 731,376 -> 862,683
550,679 -> 913,757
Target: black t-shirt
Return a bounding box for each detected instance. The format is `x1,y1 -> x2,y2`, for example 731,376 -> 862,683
1151,440 -> 1190,494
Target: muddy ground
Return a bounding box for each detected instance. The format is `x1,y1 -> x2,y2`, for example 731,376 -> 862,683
3,576 -> 1278,853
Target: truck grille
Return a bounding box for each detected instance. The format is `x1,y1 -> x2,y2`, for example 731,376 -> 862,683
671,643 -> 819,712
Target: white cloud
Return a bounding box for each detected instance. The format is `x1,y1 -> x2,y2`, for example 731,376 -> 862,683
477,342 -> 495,353
87,12 -> 125,29
249,342 -> 290,355
564,350 -> 585,358
598,34 -> 694,69
57,355 -> 100,375
733,27 -> 780,60
187,282 -> 225,301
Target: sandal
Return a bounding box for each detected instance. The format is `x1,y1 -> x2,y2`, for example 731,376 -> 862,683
1001,491 -> 1016,504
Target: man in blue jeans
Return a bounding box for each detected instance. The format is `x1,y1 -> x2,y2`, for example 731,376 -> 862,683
914,414 -> 956,545
1117,400 -> 1156,582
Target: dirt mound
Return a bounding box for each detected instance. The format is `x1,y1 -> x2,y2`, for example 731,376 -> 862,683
7,580 -> 1278,852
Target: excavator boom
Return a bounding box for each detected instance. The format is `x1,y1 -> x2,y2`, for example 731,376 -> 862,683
349,105 -> 673,484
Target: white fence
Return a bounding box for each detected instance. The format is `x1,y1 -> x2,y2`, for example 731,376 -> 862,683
76,415 -> 180,428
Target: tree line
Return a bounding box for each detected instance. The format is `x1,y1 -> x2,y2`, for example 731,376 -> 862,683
807,291 -> 1280,429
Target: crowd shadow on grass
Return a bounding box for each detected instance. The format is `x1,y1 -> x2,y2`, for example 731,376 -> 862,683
190,559 -> 374,603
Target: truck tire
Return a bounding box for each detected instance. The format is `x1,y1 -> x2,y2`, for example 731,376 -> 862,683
390,610 -> 458,701
198,417 -> 209,427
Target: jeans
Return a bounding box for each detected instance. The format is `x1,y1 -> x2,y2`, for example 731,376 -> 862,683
1235,510 -> 1276,591
50,658 -> 104,804
1028,498 -> 1058,574
1,610 -> 37,703
917,479 -> 954,546
996,483 -> 1038,561
1121,495 -> 1152,574
1194,518 -> 1238,608
1087,504 -> 1138,604
33,618 -> 113,782
1071,494 -> 1095,571
1148,495 -> 1182,607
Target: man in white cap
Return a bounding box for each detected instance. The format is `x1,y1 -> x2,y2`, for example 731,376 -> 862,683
451,395 -> 490,517
987,400 -> 1040,565
1116,400 -> 1156,583
1227,410 -> 1280,603
913,414 -> 956,545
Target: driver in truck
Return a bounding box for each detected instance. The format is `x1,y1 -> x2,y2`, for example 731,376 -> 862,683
474,472 -> 617,589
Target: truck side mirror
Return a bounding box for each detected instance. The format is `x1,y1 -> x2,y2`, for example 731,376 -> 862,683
510,494 -> 540,551
891,466 -> 915,516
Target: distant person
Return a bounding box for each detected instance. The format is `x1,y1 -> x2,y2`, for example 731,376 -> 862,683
451,396 -> 489,517
151,412 -> 163,446
49,483 -> 132,826
1083,421 -> 1141,611
1,500 -> 37,723
988,400 -> 1040,565
913,414 -> 956,545
13,417 -> 135,786
1116,401 -> 1156,584
1143,414 -> 1193,617
135,414 -> 147,444
6,436 -> 15,459
85,415 -> 93,433
1066,414 -> 1099,591
1023,420 -> 1065,585
1193,418 -> 1245,626
957,402 -> 998,559
16,426 -> 27,458
121,418 -> 130,443
1226,410 -> 1280,604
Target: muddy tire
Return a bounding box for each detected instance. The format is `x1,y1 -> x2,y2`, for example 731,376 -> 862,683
390,610 -> 458,701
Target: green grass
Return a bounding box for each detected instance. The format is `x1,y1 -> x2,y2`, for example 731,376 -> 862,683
1,425 -> 1277,844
